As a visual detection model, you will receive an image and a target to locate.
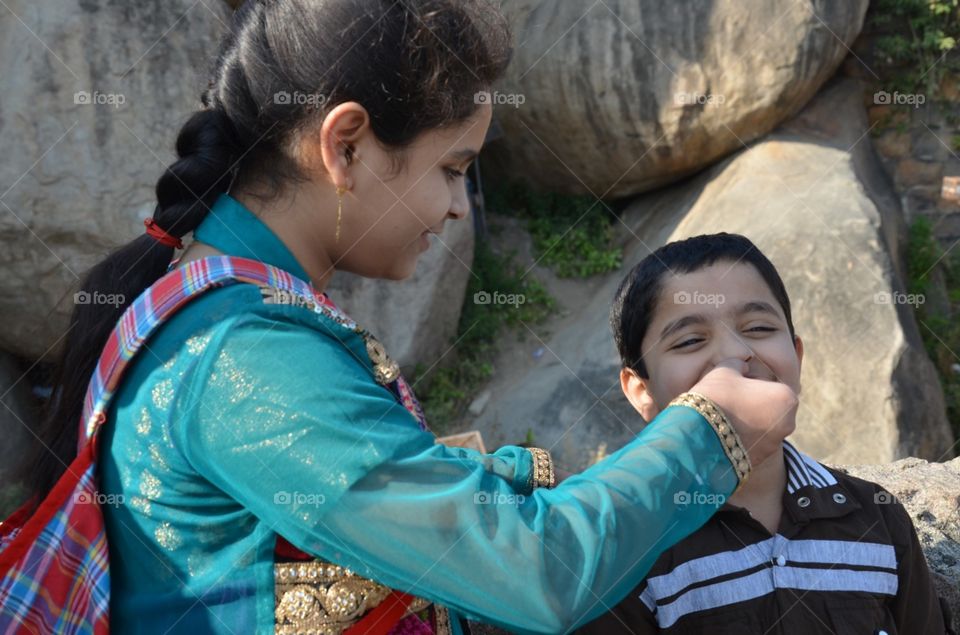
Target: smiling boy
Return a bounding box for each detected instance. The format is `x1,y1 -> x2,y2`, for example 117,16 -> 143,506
579,233 -> 949,634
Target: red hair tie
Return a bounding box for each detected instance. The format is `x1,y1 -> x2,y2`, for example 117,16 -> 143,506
143,218 -> 183,249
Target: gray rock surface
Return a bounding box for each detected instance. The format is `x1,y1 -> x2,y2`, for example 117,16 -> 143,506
0,0 -> 228,360
488,0 -> 869,198
839,457 -> 960,625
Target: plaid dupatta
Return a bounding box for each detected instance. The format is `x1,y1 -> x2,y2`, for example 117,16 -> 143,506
0,256 -> 430,634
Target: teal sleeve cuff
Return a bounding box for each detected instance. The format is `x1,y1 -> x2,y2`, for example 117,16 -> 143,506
657,404 -> 743,498
499,445 -> 534,496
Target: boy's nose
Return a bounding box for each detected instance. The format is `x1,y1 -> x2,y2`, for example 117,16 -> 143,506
713,332 -> 755,367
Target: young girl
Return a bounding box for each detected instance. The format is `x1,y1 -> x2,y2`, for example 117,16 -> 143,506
14,1 -> 796,633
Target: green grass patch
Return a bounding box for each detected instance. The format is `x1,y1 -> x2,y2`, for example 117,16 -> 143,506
906,216 -> 960,441
413,241 -> 555,433
485,183 -> 623,278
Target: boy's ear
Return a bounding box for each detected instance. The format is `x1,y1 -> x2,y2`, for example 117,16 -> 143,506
620,367 -> 660,423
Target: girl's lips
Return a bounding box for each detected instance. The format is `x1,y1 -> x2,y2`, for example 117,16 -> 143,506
419,232 -> 431,251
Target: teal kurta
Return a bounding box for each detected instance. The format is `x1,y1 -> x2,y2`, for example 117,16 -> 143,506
99,193 -> 742,634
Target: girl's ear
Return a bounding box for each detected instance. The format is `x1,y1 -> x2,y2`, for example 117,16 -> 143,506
310,101 -> 370,189
620,367 -> 660,423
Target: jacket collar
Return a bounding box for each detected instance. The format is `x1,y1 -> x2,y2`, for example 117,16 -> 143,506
192,193 -> 312,284
720,440 -> 859,525
782,440 -> 838,493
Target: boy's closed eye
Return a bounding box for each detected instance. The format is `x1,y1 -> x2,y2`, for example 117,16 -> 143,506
669,324 -> 779,351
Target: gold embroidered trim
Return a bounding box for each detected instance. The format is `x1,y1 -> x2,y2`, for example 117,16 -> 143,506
434,605 -> 452,635
274,560 -> 431,635
668,391 -> 751,484
364,335 -> 400,385
527,447 -> 556,489
260,286 -> 316,311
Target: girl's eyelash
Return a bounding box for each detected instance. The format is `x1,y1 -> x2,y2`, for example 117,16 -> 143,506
445,168 -> 465,180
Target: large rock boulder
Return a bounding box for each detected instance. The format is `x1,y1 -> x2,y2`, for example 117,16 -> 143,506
487,0 -> 869,198
838,457 -> 960,624
0,0 -> 228,360
469,79 -> 954,469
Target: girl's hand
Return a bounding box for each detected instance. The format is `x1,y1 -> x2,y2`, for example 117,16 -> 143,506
690,358 -> 798,469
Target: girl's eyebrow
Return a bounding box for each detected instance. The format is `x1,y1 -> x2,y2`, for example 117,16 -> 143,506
446,148 -> 479,162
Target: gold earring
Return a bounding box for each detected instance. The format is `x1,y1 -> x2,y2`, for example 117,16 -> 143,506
335,185 -> 346,244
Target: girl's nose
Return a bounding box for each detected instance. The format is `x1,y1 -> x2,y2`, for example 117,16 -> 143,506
448,182 -> 469,221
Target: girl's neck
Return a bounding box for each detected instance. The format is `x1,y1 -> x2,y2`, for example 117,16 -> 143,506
175,241 -> 223,268
233,186 -> 336,294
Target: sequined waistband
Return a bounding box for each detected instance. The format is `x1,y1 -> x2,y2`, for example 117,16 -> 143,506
274,560 -> 435,635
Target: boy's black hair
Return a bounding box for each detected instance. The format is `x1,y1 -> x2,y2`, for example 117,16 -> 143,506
610,233 -> 796,378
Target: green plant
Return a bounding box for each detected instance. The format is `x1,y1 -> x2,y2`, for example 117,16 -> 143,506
907,216 -> 942,297
524,428 -> 536,446
906,216 -> 960,441
870,0 -> 960,97
486,182 -> 623,278
413,241 -> 555,433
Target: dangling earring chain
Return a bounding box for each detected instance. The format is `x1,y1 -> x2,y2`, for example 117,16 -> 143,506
336,144 -> 353,245
335,185 -> 346,244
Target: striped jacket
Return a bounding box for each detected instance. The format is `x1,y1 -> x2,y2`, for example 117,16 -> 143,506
578,441 -> 950,635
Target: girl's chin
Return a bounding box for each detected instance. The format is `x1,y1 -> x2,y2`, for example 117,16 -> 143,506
383,256 -> 419,281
